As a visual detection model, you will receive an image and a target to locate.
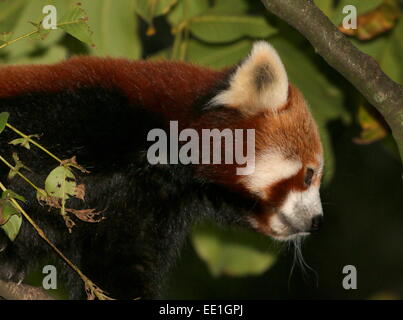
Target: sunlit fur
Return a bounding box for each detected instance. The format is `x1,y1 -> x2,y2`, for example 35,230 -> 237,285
211,41 -> 289,114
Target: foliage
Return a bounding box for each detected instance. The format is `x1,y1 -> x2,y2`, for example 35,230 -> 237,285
0,112 -> 9,134
0,0 -> 402,297
0,190 -> 24,241
192,222 -> 278,277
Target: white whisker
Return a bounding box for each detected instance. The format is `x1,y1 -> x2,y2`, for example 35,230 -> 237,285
288,236 -> 319,290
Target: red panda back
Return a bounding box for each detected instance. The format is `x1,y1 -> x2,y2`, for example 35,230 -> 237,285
0,57 -> 226,124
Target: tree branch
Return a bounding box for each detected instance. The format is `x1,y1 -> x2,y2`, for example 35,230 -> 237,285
0,280 -> 54,300
261,0 -> 403,166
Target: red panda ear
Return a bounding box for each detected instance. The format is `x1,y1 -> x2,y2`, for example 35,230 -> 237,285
211,41 -> 289,115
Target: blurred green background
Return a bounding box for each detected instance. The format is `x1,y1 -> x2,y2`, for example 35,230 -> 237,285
1,0 -> 402,299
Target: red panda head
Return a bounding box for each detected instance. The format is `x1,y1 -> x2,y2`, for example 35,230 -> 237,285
198,41 -> 324,241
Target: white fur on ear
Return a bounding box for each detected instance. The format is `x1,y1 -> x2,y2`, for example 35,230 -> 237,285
211,41 -> 289,115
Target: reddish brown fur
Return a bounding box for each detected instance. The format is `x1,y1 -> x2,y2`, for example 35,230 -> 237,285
0,57 -> 226,124
192,84 -> 322,236
195,85 -> 322,190
0,57 -> 321,220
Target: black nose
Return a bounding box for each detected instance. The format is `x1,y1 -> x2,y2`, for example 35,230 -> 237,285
309,215 -> 323,232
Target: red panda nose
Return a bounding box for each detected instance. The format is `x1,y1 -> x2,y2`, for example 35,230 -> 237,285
309,215 -> 323,232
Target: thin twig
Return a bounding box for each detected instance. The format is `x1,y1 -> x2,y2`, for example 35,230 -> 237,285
0,155 -> 42,192
0,30 -> 37,50
0,19 -> 87,50
6,123 -> 62,163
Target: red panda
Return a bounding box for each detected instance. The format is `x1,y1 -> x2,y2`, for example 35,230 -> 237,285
0,41 -> 324,299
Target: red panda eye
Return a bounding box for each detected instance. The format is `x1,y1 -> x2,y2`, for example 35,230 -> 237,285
304,168 -> 314,186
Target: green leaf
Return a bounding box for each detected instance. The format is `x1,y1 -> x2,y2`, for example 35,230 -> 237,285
380,19 -> 403,85
3,0 -> 73,59
135,0 -> 178,24
167,0 -> 275,44
8,153 -> 30,180
354,104 -> 387,144
79,0 -> 141,59
8,134 -> 40,149
0,0 -> 27,34
58,4 -> 93,46
149,38 -> 253,67
9,137 -> 31,149
192,222 -> 278,277
45,166 -> 76,200
313,0 -> 334,17
167,0 -> 209,26
0,112 -> 9,134
207,0 -> 250,14
0,190 -> 24,241
1,214 -> 22,241
2,190 -> 26,203
186,39 -> 253,68
189,15 -> 277,43
0,200 -> 18,225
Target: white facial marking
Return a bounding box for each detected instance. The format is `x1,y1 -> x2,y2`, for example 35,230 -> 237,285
270,214 -> 288,234
241,152 -> 302,197
279,184 -> 323,232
